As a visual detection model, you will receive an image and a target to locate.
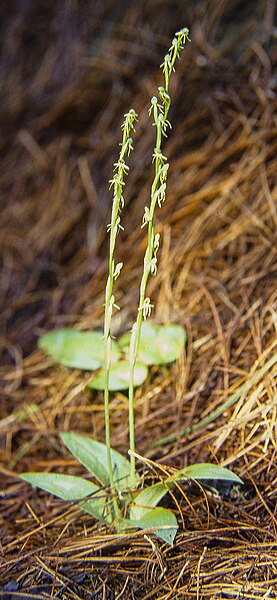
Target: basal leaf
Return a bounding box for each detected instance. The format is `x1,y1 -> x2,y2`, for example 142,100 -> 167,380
60,432 -> 137,490
130,463 -> 242,522
87,360 -> 148,391
130,507 -> 178,545
20,472 -> 106,520
80,498 -> 113,524
119,322 -> 186,365
130,481 -> 173,520
173,463 -> 243,484
38,328 -> 120,370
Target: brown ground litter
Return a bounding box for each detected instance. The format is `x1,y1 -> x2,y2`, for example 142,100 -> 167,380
0,1 -> 276,598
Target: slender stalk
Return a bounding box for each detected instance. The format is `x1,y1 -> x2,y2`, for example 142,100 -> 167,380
104,109 -> 137,517
128,28 -> 190,486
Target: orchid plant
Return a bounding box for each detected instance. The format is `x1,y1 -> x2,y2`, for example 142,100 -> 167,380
20,29 -> 242,545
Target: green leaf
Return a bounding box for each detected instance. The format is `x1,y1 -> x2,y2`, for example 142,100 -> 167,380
38,328 -> 120,370
119,322 -> 186,365
129,507 -> 178,545
130,481 -> 172,520
20,472 -> 107,520
173,463 -> 243,484
87,360 -> 148,391
130,463 -> 242,521
60,432 -> 138,490
80,498 -> 113,524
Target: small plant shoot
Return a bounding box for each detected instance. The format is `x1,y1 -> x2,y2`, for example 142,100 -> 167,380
20,28 -> 242,545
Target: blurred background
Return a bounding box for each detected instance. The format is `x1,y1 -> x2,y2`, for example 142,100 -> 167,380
1,0 -> 275,361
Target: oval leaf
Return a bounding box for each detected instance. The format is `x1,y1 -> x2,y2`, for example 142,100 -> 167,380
20,472 -> 108,521
80,497 -> 113,524
129,507 -> 178,545
130,463 -> 242,522
173,463 -> 243,484
60,432 -> 137,490
20,472 -> 100,500
20,472 -> 106,521
119,323 -> 186,365
87,360 -> 148,391
130,481 -> 172,521
38,328 -> 120,370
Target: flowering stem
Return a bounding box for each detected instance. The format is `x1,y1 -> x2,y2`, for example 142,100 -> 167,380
104,109 -> 137,515
128,28 -> 190,487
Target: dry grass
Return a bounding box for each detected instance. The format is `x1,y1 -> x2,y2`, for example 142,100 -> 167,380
0,0 -> 276,598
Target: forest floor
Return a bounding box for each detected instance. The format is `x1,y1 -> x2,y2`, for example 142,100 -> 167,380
0,1 -> 276,598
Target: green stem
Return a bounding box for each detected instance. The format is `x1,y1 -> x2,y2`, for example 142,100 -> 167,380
128,28 -> 190,487
128,295 -> 145,484
103,307 -> 120,519
103,110 -> 137,516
